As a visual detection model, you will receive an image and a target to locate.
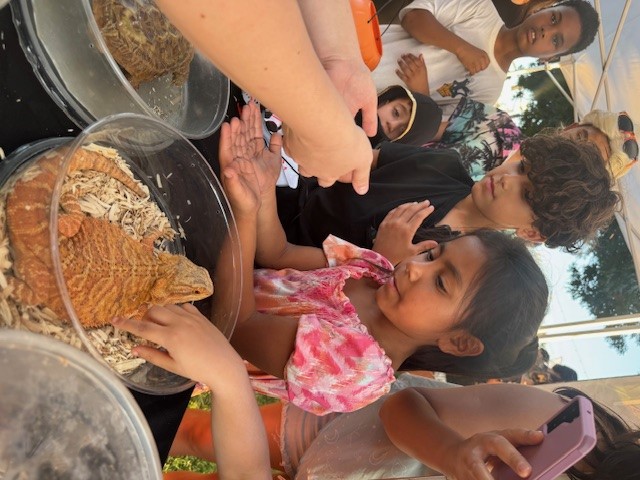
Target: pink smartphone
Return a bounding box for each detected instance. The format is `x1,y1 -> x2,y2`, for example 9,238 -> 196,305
492,395 -> 597,480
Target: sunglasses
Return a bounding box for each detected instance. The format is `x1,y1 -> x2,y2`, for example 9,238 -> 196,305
618,112 -> 639,160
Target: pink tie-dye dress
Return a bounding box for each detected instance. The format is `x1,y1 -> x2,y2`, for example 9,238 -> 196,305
250,236 -> 396,415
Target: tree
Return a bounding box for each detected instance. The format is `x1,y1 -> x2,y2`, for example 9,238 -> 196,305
514,68 -> 574,137
568,222 -> 640,354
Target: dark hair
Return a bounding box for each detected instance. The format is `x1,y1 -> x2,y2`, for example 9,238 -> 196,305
520,134 -> 619,252
539,0 -> 599,55
400,229 -> 548,378
550,363 -> 578,382
554,387 -> 640,480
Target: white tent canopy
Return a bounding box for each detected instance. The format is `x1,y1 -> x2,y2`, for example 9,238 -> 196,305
559,0 -> 640,285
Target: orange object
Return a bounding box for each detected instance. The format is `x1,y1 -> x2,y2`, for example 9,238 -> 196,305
350,0 -> 382,71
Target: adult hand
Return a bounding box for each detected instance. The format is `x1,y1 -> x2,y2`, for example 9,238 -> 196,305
396,53 -> 430,95
322,56 -> 378,137
284,121 -> 373,193
112,304 -> 246,390
373,200 -> 438,265
444,429 -> 543,480
454,42 -> 490,75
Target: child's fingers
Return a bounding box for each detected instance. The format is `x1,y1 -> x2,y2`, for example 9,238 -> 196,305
111,316 -> 165,344
218,122 -> 233,169
130,345 -> 177,372
414,239 -> 438,253
406,201 -> 435,224
269,133 -> 283,154
488,429 -> 542,479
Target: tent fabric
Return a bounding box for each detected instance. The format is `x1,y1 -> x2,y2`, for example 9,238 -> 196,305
559,0 -> 640,284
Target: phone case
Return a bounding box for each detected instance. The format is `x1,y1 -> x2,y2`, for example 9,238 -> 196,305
492,395 -> 597,480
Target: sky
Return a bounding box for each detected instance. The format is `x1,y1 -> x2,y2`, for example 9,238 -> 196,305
497,62 -> 640,381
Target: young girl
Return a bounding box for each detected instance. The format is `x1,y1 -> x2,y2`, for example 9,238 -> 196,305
219,103 -> 548,415
162,373 -> 640,480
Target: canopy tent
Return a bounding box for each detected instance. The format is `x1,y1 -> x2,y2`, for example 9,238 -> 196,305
558,0 -> 640,286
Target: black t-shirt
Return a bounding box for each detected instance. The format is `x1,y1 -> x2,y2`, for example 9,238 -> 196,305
295,143 -> 474,249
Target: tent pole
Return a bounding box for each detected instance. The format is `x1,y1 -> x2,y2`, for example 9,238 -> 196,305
590,0 -> 632,110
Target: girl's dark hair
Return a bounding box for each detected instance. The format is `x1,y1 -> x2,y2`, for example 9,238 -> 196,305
520,134 -> 619,252
400,229 -> 548,378
554,387 -> 640,480
540,0 -> 599,55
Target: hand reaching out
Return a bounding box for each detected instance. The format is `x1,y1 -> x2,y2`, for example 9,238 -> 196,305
443,429 -> 543,480
454,42 -> 490,75
372,200 -> 438,265
111,304 -> 247,390
219,102 -> 283,217
396,53 -> 430,95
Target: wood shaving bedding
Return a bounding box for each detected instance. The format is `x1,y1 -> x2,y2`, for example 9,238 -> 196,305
0,144 -> 177,375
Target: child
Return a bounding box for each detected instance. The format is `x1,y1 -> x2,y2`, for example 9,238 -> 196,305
219,103 -> 548,415
380,379 -> 640,480
291,134 -> 618,254
163,373 -> 640,480
250,84 -> 442,188
372,0 -> 599,107
363,84 -> 442,148
423,100 -> 637,182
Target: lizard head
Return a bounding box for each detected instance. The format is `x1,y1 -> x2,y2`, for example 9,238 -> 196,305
151,253 -> 214,304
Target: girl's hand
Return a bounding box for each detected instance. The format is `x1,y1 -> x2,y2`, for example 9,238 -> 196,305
373,200 -> 438,265
444,429 -> 543,480
112,305 -> 246,390
219,103 -> 283,216
454,42 -> 490,75
396,53 -> 430,95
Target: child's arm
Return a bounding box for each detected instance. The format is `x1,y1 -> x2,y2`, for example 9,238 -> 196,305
401,8 -> 490,75
112,305 -> 272,480
379,383 -> 567,479
233,103 -> 328,271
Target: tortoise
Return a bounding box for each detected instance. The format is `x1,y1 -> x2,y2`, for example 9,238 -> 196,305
92,0 -> 195,89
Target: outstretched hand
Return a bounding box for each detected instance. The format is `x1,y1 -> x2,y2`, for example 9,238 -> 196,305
219,102 -> 283,217
444,429 -> 543,480
396,53 -> 430,95
373,200 -> 438,265
112,305 -> 246,390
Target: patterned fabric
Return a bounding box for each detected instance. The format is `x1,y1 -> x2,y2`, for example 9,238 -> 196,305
427,96 -> 523,181
250,236 -> 396,415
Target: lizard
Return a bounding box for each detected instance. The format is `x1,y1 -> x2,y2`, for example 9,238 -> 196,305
5,146 -> 213,328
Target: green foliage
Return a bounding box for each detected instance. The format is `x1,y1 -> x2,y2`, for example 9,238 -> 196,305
162,391 -> 279,474
568,222 -> 640,354
515,69 -> 574,137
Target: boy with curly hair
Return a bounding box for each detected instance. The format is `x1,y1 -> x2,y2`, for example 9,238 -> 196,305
290,135 -> 618,256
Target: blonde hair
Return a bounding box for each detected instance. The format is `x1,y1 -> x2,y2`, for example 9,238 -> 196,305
581,110 -> 637,179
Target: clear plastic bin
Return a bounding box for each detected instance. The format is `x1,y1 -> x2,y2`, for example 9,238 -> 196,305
0,329 -> 163,479
11,0 -> 229,139
0,113 -> 241,394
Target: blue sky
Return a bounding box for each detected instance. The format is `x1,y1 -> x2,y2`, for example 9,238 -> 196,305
535,246 -> 640,380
